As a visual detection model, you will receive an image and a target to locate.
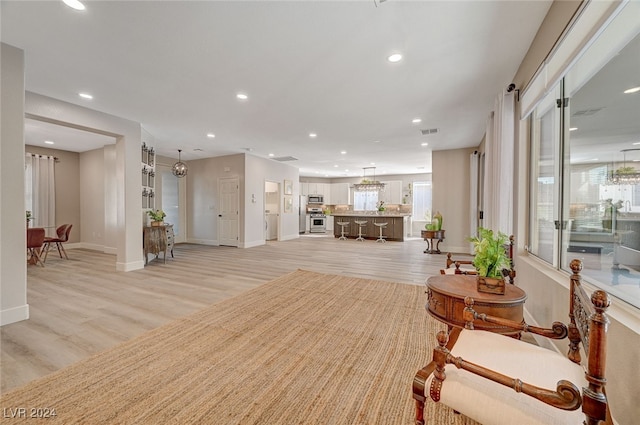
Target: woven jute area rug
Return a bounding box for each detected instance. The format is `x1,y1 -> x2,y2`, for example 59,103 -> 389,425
0,269 -> 478,424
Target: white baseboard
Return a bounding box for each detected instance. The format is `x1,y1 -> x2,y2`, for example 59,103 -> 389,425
116,260 -> 144,272
241,240 -> 264,248
186,238 -> 218,246
0,304 -> 29,326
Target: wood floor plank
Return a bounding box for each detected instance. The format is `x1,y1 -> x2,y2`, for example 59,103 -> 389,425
1,234 -> 469,393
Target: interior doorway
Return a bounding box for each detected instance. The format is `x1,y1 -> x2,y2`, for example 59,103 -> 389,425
265,181 -> 280,241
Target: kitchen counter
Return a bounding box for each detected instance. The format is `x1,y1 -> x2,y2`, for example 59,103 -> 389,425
332,214 -> 410,241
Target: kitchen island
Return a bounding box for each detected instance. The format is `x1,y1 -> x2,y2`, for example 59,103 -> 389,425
332,213 -> 410,241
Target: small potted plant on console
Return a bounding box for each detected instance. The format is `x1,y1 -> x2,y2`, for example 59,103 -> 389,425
468,227 -> 511,294
147,209 -> 166,226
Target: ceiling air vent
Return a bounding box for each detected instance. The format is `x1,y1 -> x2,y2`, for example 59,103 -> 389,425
421,128 -> 439,135
272,156 -> 298,162
572,107 -> 604,117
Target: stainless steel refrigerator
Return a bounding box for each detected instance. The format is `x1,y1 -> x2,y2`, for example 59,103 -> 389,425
299,195 -> 307,234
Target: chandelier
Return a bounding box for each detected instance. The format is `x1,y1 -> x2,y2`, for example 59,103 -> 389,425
607,149 -> 640,185
171,149 -> 188,178
352,167 -> 385,191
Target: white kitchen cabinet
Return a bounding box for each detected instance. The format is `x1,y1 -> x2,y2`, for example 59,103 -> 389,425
319,183 -> 331,204
330,183 -> 350,205
380,181 -> 403,204
300,182 -> 309,196
307,183 -> 319,195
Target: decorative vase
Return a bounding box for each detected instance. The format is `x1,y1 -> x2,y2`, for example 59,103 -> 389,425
433,211 -> 443,230
477,276 -> 506,295
151,220 -> 164,227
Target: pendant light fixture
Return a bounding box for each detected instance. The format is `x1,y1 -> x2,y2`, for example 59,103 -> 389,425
352,167 -> 385,191
607,149 -> 640,185
172,149 -> 188,178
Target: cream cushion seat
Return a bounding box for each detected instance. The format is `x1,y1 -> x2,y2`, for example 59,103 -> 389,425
424,329 -> 587,425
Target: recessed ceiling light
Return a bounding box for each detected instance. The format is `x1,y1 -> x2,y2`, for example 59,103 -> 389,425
372,140 -> 381,143
412,118 -> 422,124
370,162 -> 375,166
268,153 -> 274,157
334,165 -> 339,168
624,86 -> 640,94
309,133 -> 317,138
421,142 -> 428,147
236,93 -> 248,100
345,169 -> 349,172
633,142 -> 640,145
44,140 -> 54,145
63,0 -> 85,11
78,92 -> 93,99
387,53 -> 402,63
569,127 -> 578,131
207,133 -> 215,138
340,151 -> 347,155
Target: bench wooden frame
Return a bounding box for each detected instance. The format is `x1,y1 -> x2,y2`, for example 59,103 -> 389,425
414,259 -> 612,425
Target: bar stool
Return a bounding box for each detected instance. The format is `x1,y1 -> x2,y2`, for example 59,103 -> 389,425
374,222 -> 387,243
337,220 -> 350,240
354,220 -> 367,242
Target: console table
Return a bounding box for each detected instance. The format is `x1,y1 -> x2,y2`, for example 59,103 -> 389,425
143,224 -> 174,265
421,229 -> 445,254
425,274 -> 526,337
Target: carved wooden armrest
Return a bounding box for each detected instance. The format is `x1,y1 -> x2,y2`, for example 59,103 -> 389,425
430,331 -> 582,411
463,297 -> 568,339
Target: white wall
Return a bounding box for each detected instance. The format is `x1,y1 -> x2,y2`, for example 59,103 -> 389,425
245,154 -> 299,245
187,154 -> 245,245
0,43 -> 29,326
79,149 -> 108,251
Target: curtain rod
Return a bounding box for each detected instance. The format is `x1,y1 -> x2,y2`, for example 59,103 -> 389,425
26,152 -> 60,162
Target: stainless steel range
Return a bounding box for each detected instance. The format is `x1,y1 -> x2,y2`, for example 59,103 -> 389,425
308,207 -> 326,233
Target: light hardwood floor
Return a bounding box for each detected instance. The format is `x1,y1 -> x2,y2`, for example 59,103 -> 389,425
1,234 -> 465,393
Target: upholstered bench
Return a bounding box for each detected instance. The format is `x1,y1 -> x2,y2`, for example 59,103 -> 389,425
413,259 -> 613,425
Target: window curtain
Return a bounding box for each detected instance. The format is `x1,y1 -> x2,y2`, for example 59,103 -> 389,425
482,92 -> 515,235
25,153 -> 55,229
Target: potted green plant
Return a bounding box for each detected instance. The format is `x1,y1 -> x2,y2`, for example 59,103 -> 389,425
468,227 -> 511,294
147,209 -> 166,226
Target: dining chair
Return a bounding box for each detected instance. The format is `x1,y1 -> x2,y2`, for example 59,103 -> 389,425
27,227 -> 46,266
43,224 -> 73,262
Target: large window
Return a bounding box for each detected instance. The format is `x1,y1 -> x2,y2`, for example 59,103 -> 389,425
412,182 -> 432,222
529,11 -> 640,308
353,190 -> 378,211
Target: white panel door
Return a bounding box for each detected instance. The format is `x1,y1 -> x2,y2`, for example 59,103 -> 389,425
218,177 -> 239,247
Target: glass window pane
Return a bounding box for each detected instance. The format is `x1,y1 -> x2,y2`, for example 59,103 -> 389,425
354,190 -> 378,211
529,88 -> 560,265
564,28 -> 640,308
412,182 -> 432,222
161,171 -> 180,237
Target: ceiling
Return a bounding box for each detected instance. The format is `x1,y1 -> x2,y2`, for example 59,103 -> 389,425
1,0 -> 554,177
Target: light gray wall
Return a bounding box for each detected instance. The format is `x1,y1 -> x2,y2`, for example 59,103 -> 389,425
79,148 -> 106,250
0,43 -> 28,326
433,148 -> 477,254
